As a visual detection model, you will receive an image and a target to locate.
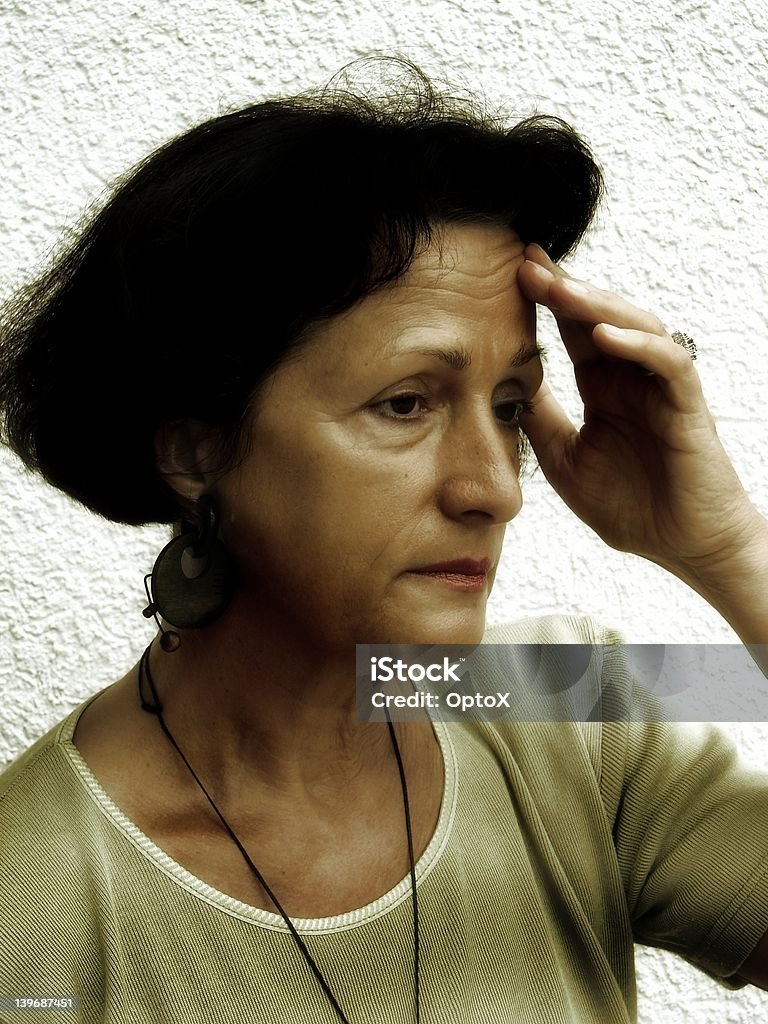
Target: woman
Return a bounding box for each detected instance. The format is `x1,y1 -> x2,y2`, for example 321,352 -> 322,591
1,57 -> 767,1023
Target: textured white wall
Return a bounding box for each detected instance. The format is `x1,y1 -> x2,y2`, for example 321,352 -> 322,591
1,0 -> 767,1019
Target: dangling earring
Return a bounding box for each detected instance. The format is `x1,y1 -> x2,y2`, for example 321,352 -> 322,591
142,494 -> 238,652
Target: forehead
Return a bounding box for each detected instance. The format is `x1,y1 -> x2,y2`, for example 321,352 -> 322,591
383,222 -> 526,307
382,223 -> 529,343
305,224 -> 532,364
409,221 -> 526,276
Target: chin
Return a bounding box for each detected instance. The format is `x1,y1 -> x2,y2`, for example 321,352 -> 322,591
384,608 -> 487,647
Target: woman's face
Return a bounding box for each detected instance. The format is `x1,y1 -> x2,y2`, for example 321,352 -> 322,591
216,223 -> 543,647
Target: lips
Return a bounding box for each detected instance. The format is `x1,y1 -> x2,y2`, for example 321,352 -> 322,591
411,558 -> 492,576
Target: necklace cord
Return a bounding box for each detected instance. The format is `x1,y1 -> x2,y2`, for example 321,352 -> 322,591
384,703 -> 421,1024
138,643 -> 421,1024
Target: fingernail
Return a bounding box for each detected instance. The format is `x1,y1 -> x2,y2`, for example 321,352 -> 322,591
526,261 -> 555,282
560,278 -> 590,297
601,324 -> 629,340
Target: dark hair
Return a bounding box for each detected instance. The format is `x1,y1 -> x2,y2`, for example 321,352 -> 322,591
0,56 -> 604,526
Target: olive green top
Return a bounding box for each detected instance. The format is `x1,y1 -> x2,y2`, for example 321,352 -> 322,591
2,615 -> 767,1023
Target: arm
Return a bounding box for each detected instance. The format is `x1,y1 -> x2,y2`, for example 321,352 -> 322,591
662,517 -> 768,661
735,928 -> 768,989
517,247 -> 768,990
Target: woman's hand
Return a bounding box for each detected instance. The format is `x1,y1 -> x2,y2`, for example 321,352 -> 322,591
516,242 -> 766,586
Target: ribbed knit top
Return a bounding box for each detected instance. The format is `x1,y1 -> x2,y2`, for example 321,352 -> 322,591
2,614 -> 768,1023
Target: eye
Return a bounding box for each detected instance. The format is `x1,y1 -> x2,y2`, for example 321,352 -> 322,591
373,394 -> 536,426
494,398 -> 535,428
375,393 -> 427,420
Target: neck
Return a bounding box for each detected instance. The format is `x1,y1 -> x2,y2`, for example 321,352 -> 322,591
139,592 -> 434,809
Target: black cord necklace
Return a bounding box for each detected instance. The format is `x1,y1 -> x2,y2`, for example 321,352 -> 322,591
137,642 -> 421,1023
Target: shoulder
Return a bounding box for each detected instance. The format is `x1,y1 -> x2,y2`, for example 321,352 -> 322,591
1,708 -> 86,862
472,613 -> 636,813
0,739 -> 103,1007
457,614 -> 618,793
0,701 -> 116,991
482,611 -> 623,645
0,704 -> 99,918
0,712 -> 73,808
477,612 -> 627,742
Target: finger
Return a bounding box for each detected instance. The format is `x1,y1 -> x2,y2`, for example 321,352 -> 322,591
517,260 -> 596,366
592,324 -> 705,415
518,245 -> 669,366
517,247 -> 706,418
519,255 -> 667,342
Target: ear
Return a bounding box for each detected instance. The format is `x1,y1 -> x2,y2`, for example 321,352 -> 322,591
154,418 -> 219,503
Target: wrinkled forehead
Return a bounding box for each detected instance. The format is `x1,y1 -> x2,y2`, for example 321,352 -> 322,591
406,221 -> 526,280
283,223 -> 533,378
372,223 -> 531,337
365,222 -> 529,316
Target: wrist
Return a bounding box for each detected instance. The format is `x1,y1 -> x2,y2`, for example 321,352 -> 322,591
661,510 -> 768,643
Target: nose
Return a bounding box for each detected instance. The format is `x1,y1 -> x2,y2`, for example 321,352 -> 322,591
438,407 -> 524,524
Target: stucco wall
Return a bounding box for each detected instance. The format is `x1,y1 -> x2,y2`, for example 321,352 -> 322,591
1,1 -> 767,1020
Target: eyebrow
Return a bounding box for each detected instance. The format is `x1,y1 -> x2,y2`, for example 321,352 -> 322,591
402,342 -> 547,371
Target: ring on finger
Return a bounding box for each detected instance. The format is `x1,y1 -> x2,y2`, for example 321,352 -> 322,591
642,329 -> 698,376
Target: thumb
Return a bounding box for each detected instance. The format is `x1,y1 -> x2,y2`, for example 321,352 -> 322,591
520,380 -> 580,493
